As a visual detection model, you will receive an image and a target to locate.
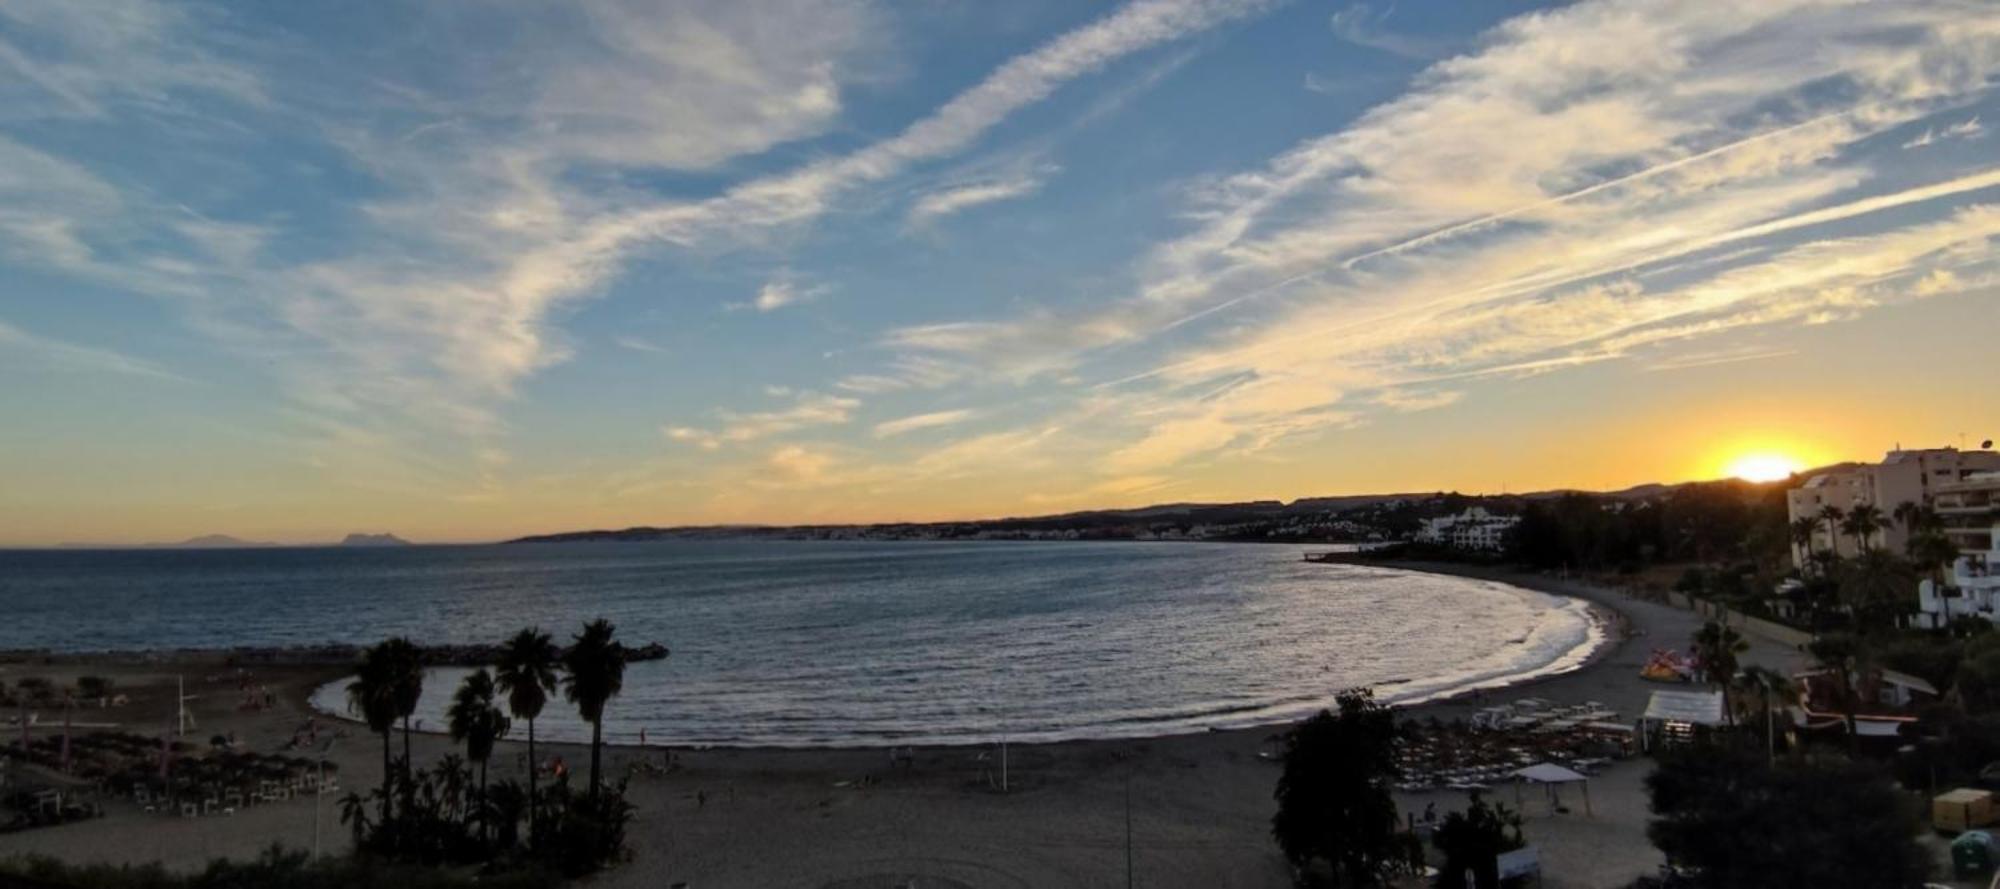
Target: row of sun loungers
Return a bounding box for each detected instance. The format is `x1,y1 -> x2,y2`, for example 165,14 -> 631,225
1395,697 -> 1630,792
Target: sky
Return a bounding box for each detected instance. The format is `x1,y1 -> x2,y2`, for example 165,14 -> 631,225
1,0 -> 1997,545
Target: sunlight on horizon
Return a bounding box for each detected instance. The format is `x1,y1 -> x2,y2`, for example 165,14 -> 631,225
1722,452 -> 1807,483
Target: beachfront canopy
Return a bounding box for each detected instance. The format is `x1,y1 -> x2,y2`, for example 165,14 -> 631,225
1512,761 -> 1592,815
1513,763 -> 1588,784
1642,690 -> 1727,727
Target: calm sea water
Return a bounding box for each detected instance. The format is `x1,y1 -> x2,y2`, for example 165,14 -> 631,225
0,540 -> 1599,746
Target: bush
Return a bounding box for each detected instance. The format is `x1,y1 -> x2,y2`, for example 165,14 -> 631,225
0,844 -> 560,889
1647,746 -> 1929,888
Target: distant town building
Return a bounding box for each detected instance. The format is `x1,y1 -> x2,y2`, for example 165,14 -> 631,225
1413,506 -> 1519,552
1786,447 -> 2000,568
1918,470 -> 2000,627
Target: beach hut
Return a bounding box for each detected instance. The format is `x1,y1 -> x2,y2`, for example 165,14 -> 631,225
1640,690 -> 1726,751
1512,762 -> 1591,815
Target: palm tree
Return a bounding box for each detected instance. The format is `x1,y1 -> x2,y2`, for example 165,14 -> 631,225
495,628 -> 560,839
374,637 -> 425,797
1909,530 -> 1961,612
1693,621 -> 1749,725
1841,503 -> 1890,553
1735,665 -> 1795,765
562,619 -> 628,800
1808,634 -> 1865,753
347,643 -> 403,823
1788,517 -> 1821,574
1816,504 -> 1847,562
337,790 -> 374,847
448,668 -> 510,845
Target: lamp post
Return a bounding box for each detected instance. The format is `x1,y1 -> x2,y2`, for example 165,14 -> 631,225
313,735 -> 338,858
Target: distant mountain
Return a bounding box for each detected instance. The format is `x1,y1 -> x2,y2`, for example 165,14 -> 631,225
57,534 -> 280,550
174,534 -> 278,548
505,475 -> 1795,546
341,532 -> 412,547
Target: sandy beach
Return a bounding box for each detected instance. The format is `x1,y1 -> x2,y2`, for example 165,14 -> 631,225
0,563 -> 1811,888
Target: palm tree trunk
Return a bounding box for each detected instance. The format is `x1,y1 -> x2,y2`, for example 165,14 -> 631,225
478,757 -> 489,847
526,718 -> 538,845
380,730 -> 393,823
400,716 -> 414,810
1765,697 -> 1776,765
589,718 -> 603,801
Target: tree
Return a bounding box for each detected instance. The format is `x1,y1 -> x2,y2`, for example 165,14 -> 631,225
1816,504 -> 1846,561
1955,643 -> 2000,714
1907,530 -> 1960,599
1840,504 -> 1889,553
448,668 -> 511,847
561,620 -> 628,801
1271,688 -> 1403,887
337,790 -> 374,847
1733,665 -> 1795,765
496,627 -> 561,840
375,637 -> 426,800
1692,622 -> 1748,725
1891,501 -> 1935,537
1787,518 -> 1820,575
1647,746 -> 1929,888
1835,549 -> 1914,632
1431,792 -> 1525,889
348,642 -> 404,824
1808,635 -> 1865,751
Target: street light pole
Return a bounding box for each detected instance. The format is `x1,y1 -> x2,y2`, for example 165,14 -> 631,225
313,735 -> 338,858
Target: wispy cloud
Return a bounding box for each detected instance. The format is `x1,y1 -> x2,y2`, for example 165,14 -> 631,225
873,408 -> 975,438
907,172 -> 1049,226
0,0 -> 1279,470
733,274 -> 825,313
665,391 -> 861,449
1643,346 -> 1798,373
0,318 -> 186,382
1328,3 -> 1442,60
859,0 -> 2000,474
612,335 -> 668,355
1903,116 -> 1985,149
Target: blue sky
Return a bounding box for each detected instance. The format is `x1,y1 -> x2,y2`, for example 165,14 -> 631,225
1,0 -> 1997,544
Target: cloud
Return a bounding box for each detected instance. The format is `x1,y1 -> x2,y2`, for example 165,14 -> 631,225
1903,116 -> 1985,149
0,0 -> 1278,473
907,172 -> 1048,226
873,408 -> 975,438
1369,388 -> 1461,412
612,335 -> 668,354
765,445 -> 835,483
0,0 -> 266,120
665,391 -> 861,449
0,317 -> 187,382
737,275 -> 825,313
862,0 -> 2000,474
1642,346 -> 1797,373
1328,3 -> 1441,60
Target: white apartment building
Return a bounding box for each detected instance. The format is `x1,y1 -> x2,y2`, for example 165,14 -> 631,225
1917,471 -> 2000,627
1786,447 -> 2000,568
1414,506 -> 1519,552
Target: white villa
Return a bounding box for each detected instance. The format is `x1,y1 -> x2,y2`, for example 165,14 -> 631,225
1917,470 -> 2000,627
1413,506 -> 1519,552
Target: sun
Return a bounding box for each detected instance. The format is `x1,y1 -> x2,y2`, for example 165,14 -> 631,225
1724,452 -> 1805,483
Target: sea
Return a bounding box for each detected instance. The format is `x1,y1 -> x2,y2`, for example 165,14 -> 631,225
0,540 -> 1601,747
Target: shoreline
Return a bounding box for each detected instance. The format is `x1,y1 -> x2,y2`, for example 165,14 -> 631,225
9,560 -> 1632,754
3,560 -> 1801,888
